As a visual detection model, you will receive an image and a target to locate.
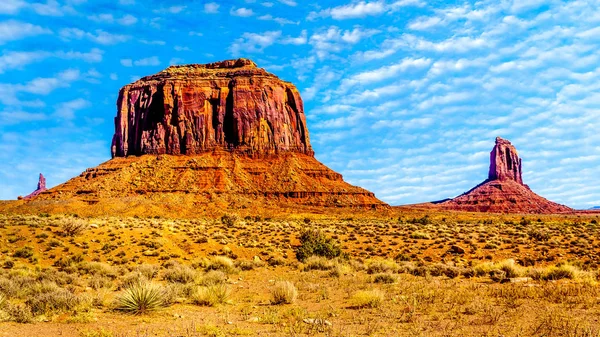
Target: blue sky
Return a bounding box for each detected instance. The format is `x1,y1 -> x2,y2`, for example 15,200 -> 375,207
1,0 -> 599,209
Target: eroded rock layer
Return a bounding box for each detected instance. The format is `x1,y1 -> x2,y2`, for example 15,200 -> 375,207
30,152 -> 386,213
438,137 -> 572,214
111,59 -> 313,158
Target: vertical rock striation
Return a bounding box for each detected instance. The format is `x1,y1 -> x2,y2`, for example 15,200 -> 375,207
488,137 -> 523,184
111,58 -> 313,158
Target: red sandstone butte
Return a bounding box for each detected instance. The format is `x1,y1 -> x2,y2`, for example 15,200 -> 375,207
28,59 -> 386,211
21,173 -> 47,200
438,137 -> 572,214
111,58 -> 313,158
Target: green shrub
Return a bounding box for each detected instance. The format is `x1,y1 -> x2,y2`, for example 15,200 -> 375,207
116,282 -> 164,315
270,281 -> 298,305
295,229 -> 343,262
13,246 -> 34,259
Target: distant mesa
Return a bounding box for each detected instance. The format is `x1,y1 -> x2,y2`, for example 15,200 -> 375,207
18,59 -> 386,215
18,173 -> 47,200
435,137 -> 573,214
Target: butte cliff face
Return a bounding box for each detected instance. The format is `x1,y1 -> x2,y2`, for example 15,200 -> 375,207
438,137 -> 572,214
111,58 -> 313,158
24,59 -> 386,215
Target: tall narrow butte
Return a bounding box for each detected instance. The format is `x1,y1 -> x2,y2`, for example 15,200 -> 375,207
437,137 -> 572,214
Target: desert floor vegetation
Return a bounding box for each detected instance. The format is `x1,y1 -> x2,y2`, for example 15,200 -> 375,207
0,212 -> 599,336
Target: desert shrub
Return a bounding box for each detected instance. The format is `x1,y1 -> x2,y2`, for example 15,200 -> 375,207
116,282 -> 164,315
201,256 -> 236,274
532,264 -> 594,281
78,262 -> 116,279
350,289 -> 384,308
270,281 -> 298,305
410,231 -> 430,240
5,303 -> 33,323
295,229 -> 343,262
118,272 -> 148,290
13,246 -> 34,259
366,259 -> 399,274
199,270 -> 227,286
373,273 -> 397,284
163,263 -> 197,284
303,256 -> 336,271
26,288 -> 81,316
133,264 -> 159,280
61,218 -> 88,236
191,284 -> 230,306
236,259 -> 262,271
221,214 -> 239,226
0,292 -> 5,308
88,275 -> 113,290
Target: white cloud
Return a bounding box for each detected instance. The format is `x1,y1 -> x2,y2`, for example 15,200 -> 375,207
120,59 -> 133,67
281,30 -> 307,45
60,28 -> 130,45
309,26 -> 380,59
54,98 -> 90,119
204,2 -> 219,13
346,57 -> 431,85
140,39 -> 166,45
230,7 -> 254,17
309,0 -> 421,20
229,31 -> 282,55
0,20 -> 51,45
130,56 -> 160,66
0,0 -> 26,14
258,14 -> 297,25
278,0 -> 297,6
88,13 -> 138,25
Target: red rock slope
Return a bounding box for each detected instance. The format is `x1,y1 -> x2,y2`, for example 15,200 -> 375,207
437,137 -> 572,214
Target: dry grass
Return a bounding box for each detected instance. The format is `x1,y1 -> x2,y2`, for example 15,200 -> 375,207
0,212 -> 598,336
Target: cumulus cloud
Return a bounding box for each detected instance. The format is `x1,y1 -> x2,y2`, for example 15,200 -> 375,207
309,0 -> 422,20
0,20 -> 51,45
59,28 -> 130,45
230,7 -> 254,17
229,31 -> 282,55
204,2 -> 219,13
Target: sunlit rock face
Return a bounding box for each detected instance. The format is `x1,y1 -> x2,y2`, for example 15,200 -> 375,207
111,58 -> 313,158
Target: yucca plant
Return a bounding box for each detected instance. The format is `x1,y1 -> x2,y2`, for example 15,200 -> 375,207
116,282 -> 164,315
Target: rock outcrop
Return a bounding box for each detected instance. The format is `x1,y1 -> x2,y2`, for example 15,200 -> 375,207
24,59 -> 386,214
111,58 -> 313,158
488,137 -> 523,184
21,173 -> 47,200
436,137 -> 572,214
